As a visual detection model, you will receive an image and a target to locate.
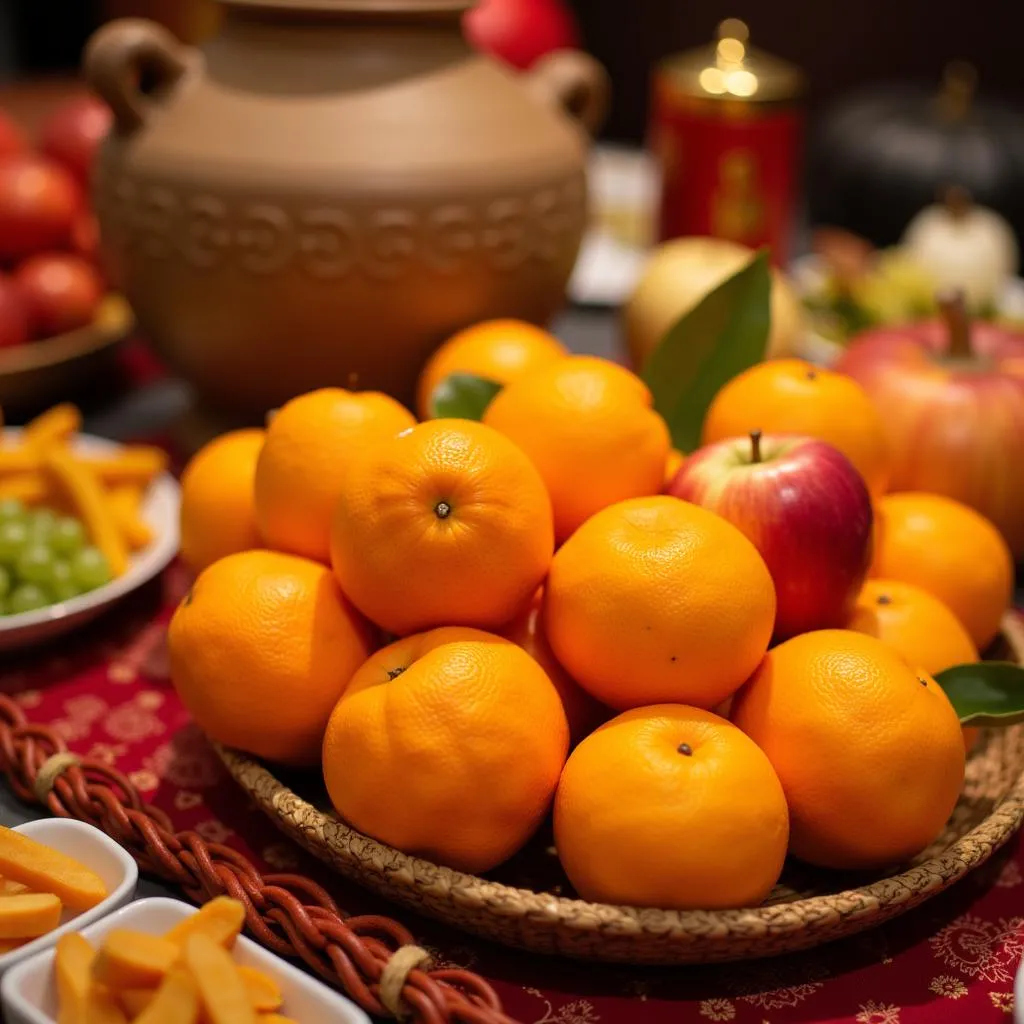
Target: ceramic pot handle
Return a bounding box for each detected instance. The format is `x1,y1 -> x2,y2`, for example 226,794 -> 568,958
526,50 -> 610,136
84,19 -> 190,134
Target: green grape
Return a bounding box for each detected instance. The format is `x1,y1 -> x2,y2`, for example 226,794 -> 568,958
0,520 -> 29,566
7,583 -> 51,615
49,560 -> 80,603
28,508 -> 57,541
71,547 -> 112,591
16,544 -> 56,587
0,498 -> 26,524
0,564 -> 10,601
50,516 -> 86,557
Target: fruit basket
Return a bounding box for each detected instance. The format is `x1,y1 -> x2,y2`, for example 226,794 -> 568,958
213,614 -> 1024,966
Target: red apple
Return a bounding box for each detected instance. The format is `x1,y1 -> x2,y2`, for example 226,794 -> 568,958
0,155 -> 82,263
669,432 -> 873,640
15,253 -> 103,338
0,273 -> 31,349
836,294 -> 1024,559
464,0 -> 580,70
38,95 -> 112,185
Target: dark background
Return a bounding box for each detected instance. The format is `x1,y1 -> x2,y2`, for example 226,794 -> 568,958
569,0 -> 1024,142
2,0 -> 1023,141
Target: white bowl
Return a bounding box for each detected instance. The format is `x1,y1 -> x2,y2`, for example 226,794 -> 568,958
0,429 -> 179,651
0,819 -> 137,977
1,897 -> 372,1024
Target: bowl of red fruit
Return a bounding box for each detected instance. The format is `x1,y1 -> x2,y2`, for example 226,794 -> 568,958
0,95 -> 133,413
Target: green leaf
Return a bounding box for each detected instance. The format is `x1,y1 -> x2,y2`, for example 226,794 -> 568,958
642,249 -> 772,453
429,373 -> 503,421
934,661 -> 1024,727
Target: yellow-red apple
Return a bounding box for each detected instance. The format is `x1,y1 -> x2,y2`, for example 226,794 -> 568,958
837,295 -> 1024,559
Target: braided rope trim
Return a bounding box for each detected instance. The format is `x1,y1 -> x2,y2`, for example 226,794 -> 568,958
0,696 -> 517,1024
382,946 -> 434,1018
34,752 -> 81,803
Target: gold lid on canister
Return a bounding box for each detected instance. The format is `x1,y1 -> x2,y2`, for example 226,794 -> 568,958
658,19 -> 804,104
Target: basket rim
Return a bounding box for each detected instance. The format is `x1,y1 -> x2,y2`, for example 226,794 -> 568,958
217,742 -> 1024,936
214,615 -> 1024,944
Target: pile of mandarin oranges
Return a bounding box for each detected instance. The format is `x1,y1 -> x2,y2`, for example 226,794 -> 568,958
169,319 -> 1012,910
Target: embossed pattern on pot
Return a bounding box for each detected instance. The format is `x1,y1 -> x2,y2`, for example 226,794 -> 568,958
94,174 -> 586,279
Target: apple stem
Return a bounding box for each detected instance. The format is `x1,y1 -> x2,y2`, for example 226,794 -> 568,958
938,289 -> 972,359
750,430 -> 763,464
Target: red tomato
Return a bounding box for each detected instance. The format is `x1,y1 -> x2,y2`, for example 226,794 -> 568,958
38,95 -> 112,185
464,0 -> 580,70
0,156 -> 82,263
14,253 -> 103,338
0,272 -> 31,349
70,210 -> 100,262
0,112 -> 26,162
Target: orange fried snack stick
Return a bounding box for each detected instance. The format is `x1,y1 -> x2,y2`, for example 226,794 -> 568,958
92,929 -> 180,990
24,404 -> 82,451
165,896 -> 245,951
134,967 -> 201,1024
56,933 -> 96,1024
80,447 -> 168,487
0,827 -> 107,911
43,448 -> 129,577
181,933 -> 257,1024
0,893 -> 62,939
108,485 -> 153,552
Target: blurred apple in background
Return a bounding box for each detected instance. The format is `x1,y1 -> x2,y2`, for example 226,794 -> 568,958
836,292 -> 1024,559
0,274 -> 31,349
669,432 -> 873,640
38,96 -> 112,186
464,0 -> 580,69
0,155 -> 82,263
14,254 -> 103,337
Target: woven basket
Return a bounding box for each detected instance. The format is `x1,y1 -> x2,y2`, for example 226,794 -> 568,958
215,613 -> 1024,965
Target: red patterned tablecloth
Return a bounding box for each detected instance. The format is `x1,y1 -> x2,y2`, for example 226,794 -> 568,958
0,563 -> 1021,1024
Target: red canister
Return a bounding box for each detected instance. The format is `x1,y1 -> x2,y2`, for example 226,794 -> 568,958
651,19 -> 805,264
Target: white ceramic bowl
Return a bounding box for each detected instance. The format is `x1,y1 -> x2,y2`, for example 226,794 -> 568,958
2,896 -> 372,1024
0,429 -> 179,651
0,819 -> 137,977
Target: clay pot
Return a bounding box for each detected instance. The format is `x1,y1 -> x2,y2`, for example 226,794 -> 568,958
85,0 -> 608,417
